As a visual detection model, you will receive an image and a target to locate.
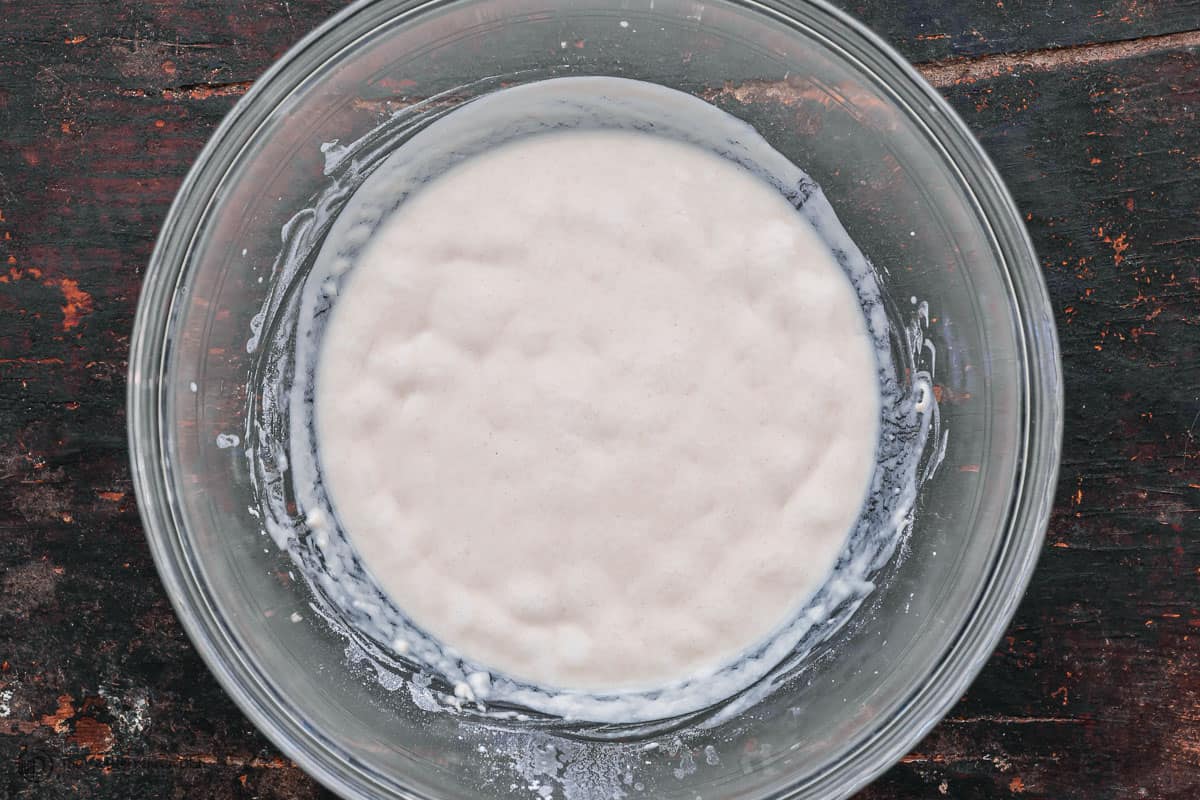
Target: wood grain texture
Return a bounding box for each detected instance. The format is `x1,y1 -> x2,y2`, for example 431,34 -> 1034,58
0,1 -> 1197,798
845,0 -> 1200,62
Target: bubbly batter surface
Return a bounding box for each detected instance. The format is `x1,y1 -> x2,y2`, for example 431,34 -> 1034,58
315,130 -> 880,692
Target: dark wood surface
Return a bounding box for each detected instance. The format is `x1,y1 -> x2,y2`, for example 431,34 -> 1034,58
0,2 -> 1197,798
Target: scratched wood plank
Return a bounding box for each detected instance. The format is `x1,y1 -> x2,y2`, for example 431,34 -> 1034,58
844,0 -> 1200,63
0,1 -> 1198,798
1,0 -> 1199,90
856,40 -> 1200,800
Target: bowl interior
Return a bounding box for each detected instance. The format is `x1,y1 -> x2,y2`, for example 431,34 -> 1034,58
132,0 -> 1059,798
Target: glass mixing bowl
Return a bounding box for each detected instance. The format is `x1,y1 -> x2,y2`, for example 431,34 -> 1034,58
127,0 -> 1062,798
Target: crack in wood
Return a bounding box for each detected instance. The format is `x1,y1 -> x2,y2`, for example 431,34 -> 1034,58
107,36 -> 225,50
943,714 -> 1089,725
916,28 -> 1200,87
161,80 -> 255,101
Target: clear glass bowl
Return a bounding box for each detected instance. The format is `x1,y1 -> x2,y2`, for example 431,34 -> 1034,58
127,1 -> 1063,799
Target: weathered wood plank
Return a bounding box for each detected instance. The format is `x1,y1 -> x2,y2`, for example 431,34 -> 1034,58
860,41 -> 1200,800
1,0 -> 1198,88
845,0 -> 1200,63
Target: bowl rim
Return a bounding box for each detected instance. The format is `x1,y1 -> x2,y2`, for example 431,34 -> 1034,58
127,0 -> 1064,798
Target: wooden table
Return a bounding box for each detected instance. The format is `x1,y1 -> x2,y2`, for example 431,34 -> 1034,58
1,1 -> 1197,797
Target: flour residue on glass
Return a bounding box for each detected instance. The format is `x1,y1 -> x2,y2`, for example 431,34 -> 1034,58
244,77 -> 941,771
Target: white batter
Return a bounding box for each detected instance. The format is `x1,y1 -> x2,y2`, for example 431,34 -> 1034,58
314,130 -> 880,692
